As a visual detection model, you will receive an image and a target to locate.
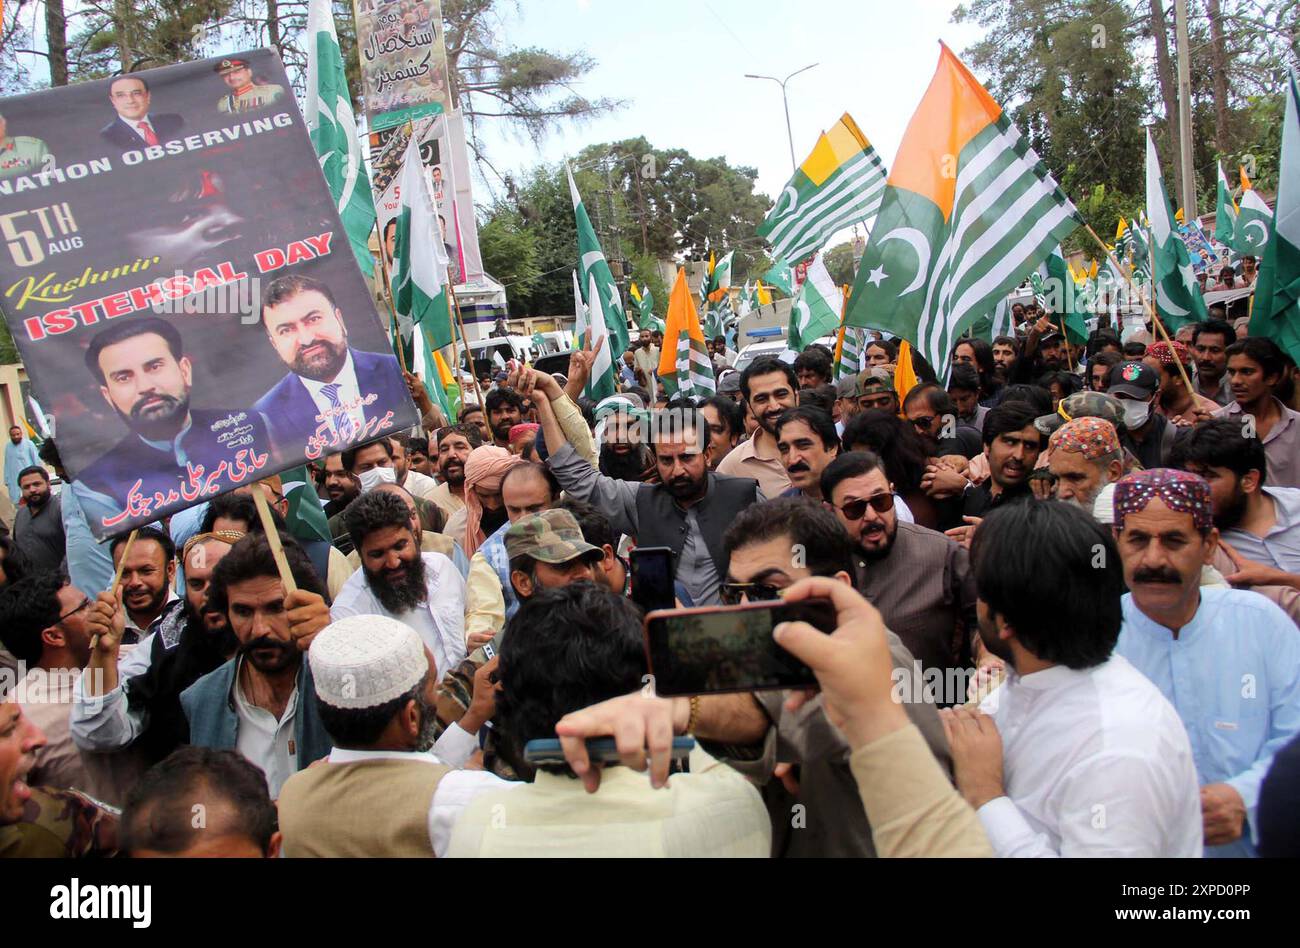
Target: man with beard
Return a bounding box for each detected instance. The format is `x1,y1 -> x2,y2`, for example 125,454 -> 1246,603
941,500 -> 1203,857
388,433 -> 440,503
1213,338 -> 1300,489
596,399 -> 657,483
991,336 -> 1019,383
717,357 -> 798,498
348,482 -> 469,578
530,365 -> 761,604
1145,341 -> 1219,425
278,615 -> 509,856
110,526 -> 177,639
429,424 -> 482,525
12,468 -> 64,574
699,395 -> 743,470
1192,319 -> 1236,408
485,388 -> 526,449
254,274 -> 409,459
178,534 -> 335,796
822,452 -> 977,684
775,407 -> 839,502
1113,470 -> 1300,857
505,509 -> 605,602
75,317 -> 272,522
321,452 -> 360,518
331,491 -> 467,682
4,424 -> 40,508
1044,417 -> 1125,520
955,402 -> 1043,532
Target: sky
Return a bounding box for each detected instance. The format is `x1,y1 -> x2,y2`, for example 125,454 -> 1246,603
469,0 -> 984,207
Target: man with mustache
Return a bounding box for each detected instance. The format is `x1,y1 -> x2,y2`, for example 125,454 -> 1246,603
75,317 -> 272,524
428,424 -> 482,526
330,490 -> 467,683
775,407 -> 839,502
177,533 -> 335,796
11,467 -> 64,574
596,398 -> 658,483
485,388 -> 526,449
1114,469 -> 1300,857
254,274 -> 410,460
320,452 -> 360,519
822,452 -> 977,685
1043,417 -> 1125,520
946,403 -> 1044,547
108,526 -> 177,639
716,357 -> 798,498
1212,338 -> 1300,489
1191,319 -> 1236,408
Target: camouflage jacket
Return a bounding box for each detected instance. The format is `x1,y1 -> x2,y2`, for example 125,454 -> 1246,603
0,787 -> 118,858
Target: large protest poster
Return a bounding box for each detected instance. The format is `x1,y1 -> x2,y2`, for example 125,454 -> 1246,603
353,0 -> 451,132
0,49 -> 420,540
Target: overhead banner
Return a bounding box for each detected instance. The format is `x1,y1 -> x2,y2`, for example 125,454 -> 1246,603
0,49 -> 420,539
352,0 -> 451,132
370,110 -> 483,285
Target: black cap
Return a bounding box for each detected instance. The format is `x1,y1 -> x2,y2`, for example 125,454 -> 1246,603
1106,361 -> 1158,399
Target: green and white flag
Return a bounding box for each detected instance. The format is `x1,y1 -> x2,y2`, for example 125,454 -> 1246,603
1145,130 -> 1207,330
630,282 -> 656,329
1234,177 -> 1274,257
762,260 -> 796,297
574,270 -> 616,401
393,137 -> 453,348
304,0 -> 376,278
969,297 -> 1013,343
280,465 -> 332,544
788,255 -> 843,351
758,113 -> 888,264
568,165 -> 630,358
834,326 -> 866,380
1037,246 -> 1089,344
1249,71 -> 1300,363
1215,161 -> 1239,246
705,250 -> 735,304
845,45 -> 1081,374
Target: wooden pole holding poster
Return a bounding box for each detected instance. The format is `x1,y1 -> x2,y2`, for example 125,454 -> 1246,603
109,529 -> 139,594
252,486 -> 298,594
449,282 -> 485,409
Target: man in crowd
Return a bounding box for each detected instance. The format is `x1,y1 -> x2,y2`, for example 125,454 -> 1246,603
1145,341 -> 1219,425
121,747 -> 281,857
698,395 -> 743,470
948,366 -> 988,433
905,384 -> 981,460
1192,319 -> 1237,408
320,453 -> 359,519
388,433 -> 439,503
112,527 -> 177,640
821,454 -> 977,683
12,467 -> 64,574
1113,469 -> 1300,856
942,501 -> 1203,856
505,509 -> 604,602
775,407 -> 840,503
406,436 -> 435,478
1213,338 -> 1300,488
794,349 -> 833,390
4,424 -> 40,507
991,336 -> 1019,382
959,402 -> 1043,523
596,400 -> 658,483
346,482 -> 469,577
552,496 -> 948,857
857,368 -> 899,415
485,388 -> 526,449
1107,361 -> 1177,470
331,491 -> 467,682
832,377 -> 862,436
717,357 -> 798,498
428,424 -> 482,525
1044,416 -> 1126,520
460,404 -> 492,445
447,583 -> 770,857
278,615 -> 507,856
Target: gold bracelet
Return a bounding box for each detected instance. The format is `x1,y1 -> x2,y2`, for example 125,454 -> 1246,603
684,695 -> 700,735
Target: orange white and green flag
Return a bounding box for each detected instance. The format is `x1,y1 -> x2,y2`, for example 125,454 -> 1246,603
845,43 -> 1081,374
658,267 -> 716,397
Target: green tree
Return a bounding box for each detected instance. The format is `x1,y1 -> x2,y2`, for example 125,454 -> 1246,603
478,208 -> 542,316
823,241 -> 859,287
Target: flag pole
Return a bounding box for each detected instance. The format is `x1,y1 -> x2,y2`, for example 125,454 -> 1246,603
90,527 -> 141,652
252,486 -> 298,594
449,283 -> 485,409
1083,223 -> 1195,394
376,238 -> 409,374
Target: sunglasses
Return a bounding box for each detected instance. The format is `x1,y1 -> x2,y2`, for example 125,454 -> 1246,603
719,582 -> 783,605
834,493 -> 895,520
910,416 -> 935,430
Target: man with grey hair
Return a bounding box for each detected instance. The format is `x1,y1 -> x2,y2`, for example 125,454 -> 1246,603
1044,416 -> 1126,520
276,615 -> 508,857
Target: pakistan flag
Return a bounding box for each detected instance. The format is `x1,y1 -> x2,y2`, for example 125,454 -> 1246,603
1145,130 -> 1207,331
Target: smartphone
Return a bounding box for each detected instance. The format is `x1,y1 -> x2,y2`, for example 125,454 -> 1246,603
644,599 -> 838,696
522,736 -> 696,766
630,547 -> 676,614
481,628 -> 505,661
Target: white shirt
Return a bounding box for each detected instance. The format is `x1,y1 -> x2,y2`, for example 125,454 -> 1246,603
976,655 -> 1203,857
402,469 -> 440,504
231,657 -> 298,798
299,350 -> 367,440
330,551 -> 468,683
326,747 -> 516,856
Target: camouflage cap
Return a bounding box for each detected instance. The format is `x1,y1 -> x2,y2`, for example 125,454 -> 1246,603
505,509 -> 604,565
834,375 -> 861,398
1034,390 -> 1128,438
857,366 -> 895,396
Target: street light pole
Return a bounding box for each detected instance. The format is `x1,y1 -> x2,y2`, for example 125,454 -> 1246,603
745,63 -> 818,173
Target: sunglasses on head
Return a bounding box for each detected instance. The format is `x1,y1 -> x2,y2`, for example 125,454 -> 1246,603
719,582 -> 783,605
834,493 -> 895,520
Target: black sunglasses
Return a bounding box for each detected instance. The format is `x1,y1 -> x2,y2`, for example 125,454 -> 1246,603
834,493 -> 895,521
719,582 -> 783,605
909,415 -> 935,430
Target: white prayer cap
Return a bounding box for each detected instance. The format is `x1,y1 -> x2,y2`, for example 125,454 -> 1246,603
308,615 -> 429,710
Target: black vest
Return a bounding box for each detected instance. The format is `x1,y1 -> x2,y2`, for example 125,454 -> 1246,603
634,474 -> 759,575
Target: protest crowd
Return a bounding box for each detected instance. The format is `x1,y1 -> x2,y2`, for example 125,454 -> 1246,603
0,6 -> 1298,870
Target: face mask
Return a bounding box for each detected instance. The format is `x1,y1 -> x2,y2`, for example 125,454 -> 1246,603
358,466 -> 398,492
1122,399 -> 1151,429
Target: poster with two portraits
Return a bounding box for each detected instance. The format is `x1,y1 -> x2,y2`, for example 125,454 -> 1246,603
0,49 -> 420,540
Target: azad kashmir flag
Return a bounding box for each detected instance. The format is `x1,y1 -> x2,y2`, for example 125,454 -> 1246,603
1234,168 -> 1275,257
705,251 -> 735,303
630,282 -> 661,331
1037,245 -> 1089,344
1215,162 -> 1239,246
568,165 -> 630,357
788,255 -> 844,351
758,113 -> 888,265
658,269 -> 716,397
305,0 -> 376,278
1145,130 -> 1207,330
1249,70 -> 1300,362
845,44 -> 1081,374
574,271 -> 617,401
393,136 -> 454,348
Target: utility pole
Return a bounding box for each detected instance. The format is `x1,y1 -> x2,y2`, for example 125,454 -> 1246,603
744,64 -> 819,173
1174,0 -> 1198,222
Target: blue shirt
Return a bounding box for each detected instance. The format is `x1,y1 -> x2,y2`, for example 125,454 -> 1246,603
1117,587 -> 1300,857
60,484 -> 114,596
1221,487 -> 1300,574
4,436 -> 41,502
